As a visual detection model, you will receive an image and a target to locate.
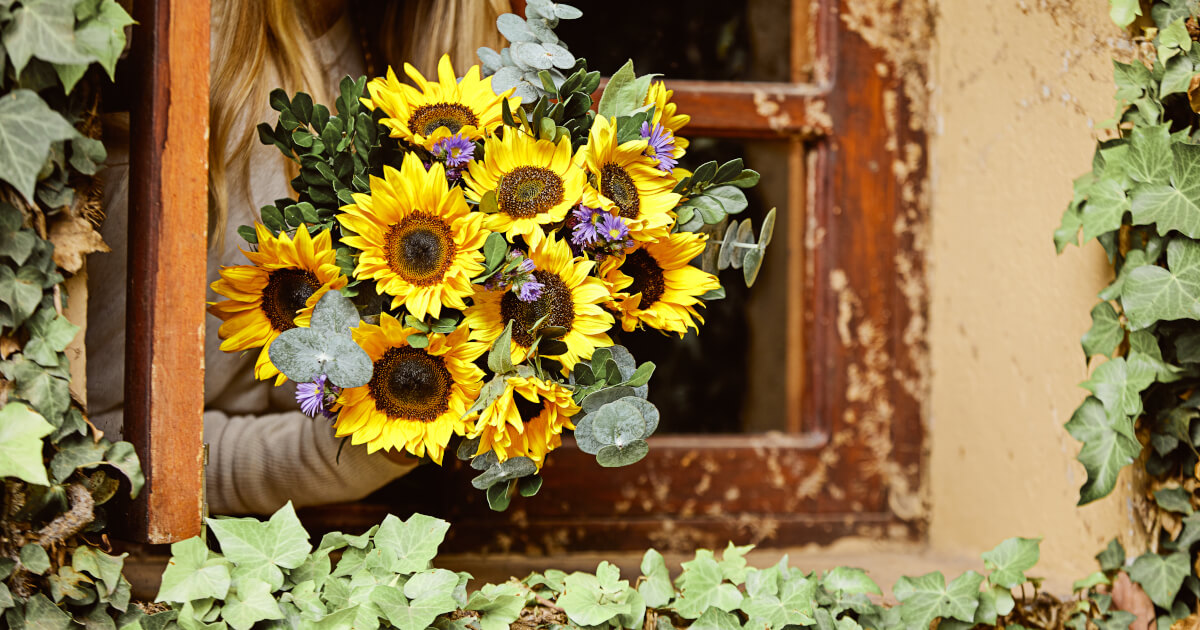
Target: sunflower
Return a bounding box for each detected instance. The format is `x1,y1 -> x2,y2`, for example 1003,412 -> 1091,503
463,130 -> 585,242
582,115 -> 681,243
210,224 -> 347,385
464,233 -> 613,370
600,232 -> 719,336
333,314 -> 486,464
366,54 -> 517,151
470,376 -> 578,469
338,153 -> 488,319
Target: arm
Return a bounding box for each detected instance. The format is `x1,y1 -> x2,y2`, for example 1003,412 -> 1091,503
203,408 -> 419,515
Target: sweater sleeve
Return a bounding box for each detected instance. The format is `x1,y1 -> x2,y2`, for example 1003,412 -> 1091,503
203,409 -> 419,515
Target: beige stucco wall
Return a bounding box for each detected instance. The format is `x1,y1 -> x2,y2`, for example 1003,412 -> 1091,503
927,0 -> 1149,579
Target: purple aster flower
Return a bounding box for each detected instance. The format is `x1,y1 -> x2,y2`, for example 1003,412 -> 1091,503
598,213 -> 630,243
432,133 -> 475,168
641,121 -> 678,173
518,257 -> 536,274
516,279 -> 544,302
571,204 -> 602,245
297,375 -> 329,418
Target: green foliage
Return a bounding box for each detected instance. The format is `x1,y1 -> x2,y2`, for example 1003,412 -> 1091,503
268,290 -> 372,388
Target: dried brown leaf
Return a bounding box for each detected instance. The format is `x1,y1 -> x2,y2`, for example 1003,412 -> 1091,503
49,215 -> 108,274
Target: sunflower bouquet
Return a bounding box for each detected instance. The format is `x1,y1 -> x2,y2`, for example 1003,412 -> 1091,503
209,1 -> 774,509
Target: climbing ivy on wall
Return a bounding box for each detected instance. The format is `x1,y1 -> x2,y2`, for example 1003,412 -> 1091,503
0,0 -> 148,628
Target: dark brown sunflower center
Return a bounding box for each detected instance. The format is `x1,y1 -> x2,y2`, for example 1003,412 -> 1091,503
384,213 -> 456,285
368,346 -> 452,421
262,268 -> 322,332
601,163 -> 640,219
497,166 -> 564,219
499,270 -> 575,349
513,394 -> 545,424
408,102 -> 479,137
623,248 -> 666,307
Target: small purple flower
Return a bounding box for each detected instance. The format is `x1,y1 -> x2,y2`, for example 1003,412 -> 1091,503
518,257 -> 536,274
641,122 -> 678,173
516,279 -> 544,302
571,204 -> 602,245
297,375 -> 333,418
599,213 -> 630,243
432,133 -> 475,168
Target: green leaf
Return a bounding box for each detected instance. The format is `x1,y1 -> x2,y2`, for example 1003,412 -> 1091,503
205,502 -> 311,591
559,566 -> 634,626
378,569 -> 460,630
2,0 -> 91,74
893,571 -> 983,629
1073,571 -> 1112,591
0,90 -> 80,203
221,579 -> 283,630
23,593 -> 72,630
1066,397 -> 1141,504
1081,178 -> 1129,243
1082,302 -> 1123,360
1081,357 -> 1149,419
20,543 -> 49,575
1128,552 -> 1190,608
973,584 -> 1015,626
822,567 -> 882,596
72,546 -> 125,596
718,543 -> 754,585
980,537 -> 1041,588
1160,18 -> 1193,64
1131,144 -> 1200,239
488,321 -> 515,374
1110,0 -> 1142,26
1123,238 -> 1200,329
1097,538 -> 1127,571
1127,124 -> 1172,184
690,607 -> 742,630
309,290 -> 361,335
372,513 -> 450,574
739,575 -> 816,628
1161,54 -> 1195,97
0,402 -> 52,485
73,0 -> 134,79
156,537 -> 232,603
1156,486 -> 1195,514
465,582 -> 524,630
268,327 -> 372,388
596,440 -> 649,467
639,549 -> 674,608
673,550 -> 745,619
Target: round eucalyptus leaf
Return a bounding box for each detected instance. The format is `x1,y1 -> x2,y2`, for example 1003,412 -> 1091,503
528,16 -> 560,36
735,219 -> 756,246
718,223 -> 738,269
555,4 -> 583,19
622,397 -> 660,437
496,14 -> 536,43
572,416 -> 603,455
591,400 -> 648,446
581,386 -> 637,414
759,207 -> 777,248
471,456 -> 538,490
470,448 -> 499,471
514,42 -> 554,71
596,440 -> 649,468
677,211 -> 704,234
707,185 -> 749,215
309,290 -> 360,334
478,46 -> 502,74
691,196 -> 726,224
513,82 -> 540,103
541,325 -> 568,339
268,328 -> 373,388
743,248 -> 766,288
457,436 -> 482,461
701,237 -> 719,274
486,481 -> 512,511
320,335 -> 373,388
519,475 -> 544,497
542,43 -> 575,69
407,332 -> 429,349
492,66 -> 523,92
500,47 -> 515,67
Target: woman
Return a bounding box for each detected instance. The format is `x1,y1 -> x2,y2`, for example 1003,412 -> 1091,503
86,0 -> 510,514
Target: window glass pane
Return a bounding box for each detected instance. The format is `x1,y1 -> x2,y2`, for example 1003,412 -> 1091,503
554,0 -> 792,83
624,139 -> 792,433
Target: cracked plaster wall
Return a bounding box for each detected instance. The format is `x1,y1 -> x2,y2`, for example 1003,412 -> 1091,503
927,0 -> 1150,579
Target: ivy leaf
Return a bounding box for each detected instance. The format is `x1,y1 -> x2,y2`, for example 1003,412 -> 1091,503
0,90 -> 80,203
222,578 -> 284,630
1080,357 -> 1148,419
1127,124 -> 1172,185
1082,302 -> 1124,360
2,0 -> 91,74
1131,144 -> 1200,239
1161,54 -> 1195,97
973,584 -> 1015,626
156,537 -> 232,603
23,593 -> 72,630
673,550 -> 745,619
371,513 -> 450,574
205,502 -> 312,591
72,0 -> 134,79
465,583 -> 524,630
822,567 -> 882,596
1110,0 -> 1142,27
1159,18 -> 1193,65
1128,552 -> 1190,608
980,537 -> 1041,588
690,607 -> 743,630
1065,397 -> 1141,504
739,575 -> 817,629
72,545 -> 126,597
1081,179 -> 1130,243
0,402 -> 52,485
893,571 -> 983,629
1155,487 -> 1194,514
376,569 -> 460,630
1097,538 -> 1127,572
1122,237 -> 1200,329
717,543 -> 754,585
558,569 -> 633,626
639,549 -> 674,608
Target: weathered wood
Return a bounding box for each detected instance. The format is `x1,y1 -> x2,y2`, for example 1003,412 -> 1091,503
121,0 -> 209,544
663,82 -> 830,139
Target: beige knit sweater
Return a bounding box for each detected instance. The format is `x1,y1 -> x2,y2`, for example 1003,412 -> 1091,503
86,16 -> 416,515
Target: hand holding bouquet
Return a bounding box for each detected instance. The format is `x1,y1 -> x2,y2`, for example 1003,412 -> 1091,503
208,1 -> 774,509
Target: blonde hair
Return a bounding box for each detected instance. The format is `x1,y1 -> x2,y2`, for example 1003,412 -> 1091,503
208,0 -> 511,250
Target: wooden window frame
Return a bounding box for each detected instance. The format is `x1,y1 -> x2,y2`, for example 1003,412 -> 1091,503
119,0 -> 927,550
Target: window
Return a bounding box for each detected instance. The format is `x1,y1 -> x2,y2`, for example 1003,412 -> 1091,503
117,0 -> 927,549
